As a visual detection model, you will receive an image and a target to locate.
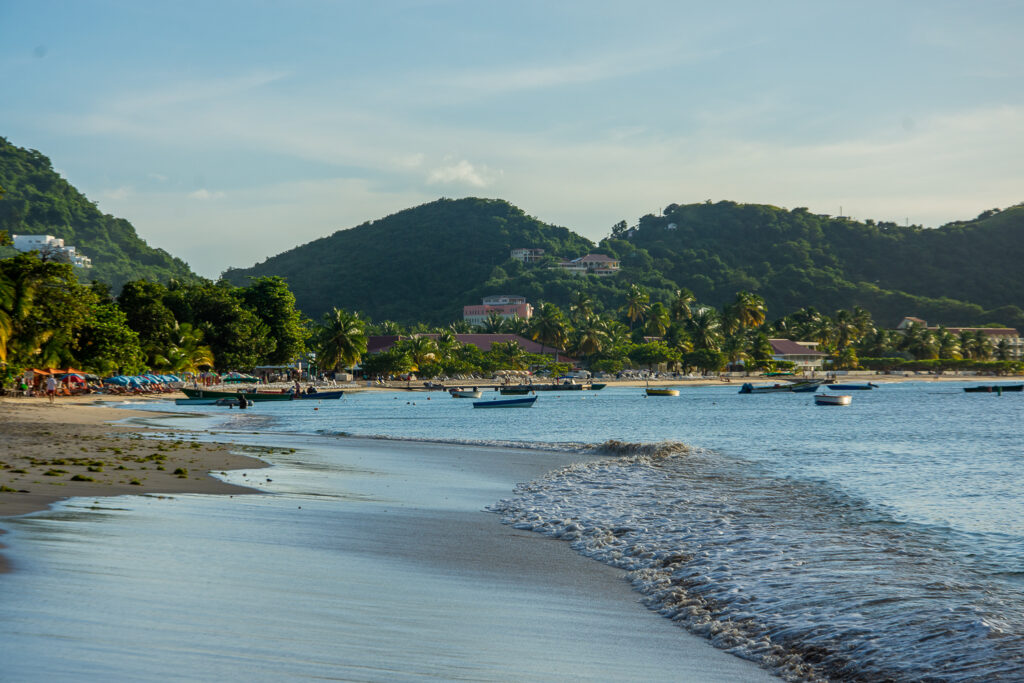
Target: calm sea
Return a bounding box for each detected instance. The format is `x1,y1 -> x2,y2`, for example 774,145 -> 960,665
10,381 -> 1024,680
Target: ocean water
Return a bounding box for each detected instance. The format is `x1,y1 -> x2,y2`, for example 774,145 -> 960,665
9,381 -> 1024,680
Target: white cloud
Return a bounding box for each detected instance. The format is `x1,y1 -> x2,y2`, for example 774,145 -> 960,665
427,159 -> 491,188
102,186 -> 132,201
188,189 -> 225,200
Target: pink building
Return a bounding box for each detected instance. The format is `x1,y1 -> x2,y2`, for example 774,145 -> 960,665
463,295 -> 533,325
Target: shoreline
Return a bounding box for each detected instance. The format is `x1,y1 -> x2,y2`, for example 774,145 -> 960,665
0,396 -> 269,522
0,396 -> 777,680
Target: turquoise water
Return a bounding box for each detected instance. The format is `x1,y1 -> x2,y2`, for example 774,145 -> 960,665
7,381 -> 1024,680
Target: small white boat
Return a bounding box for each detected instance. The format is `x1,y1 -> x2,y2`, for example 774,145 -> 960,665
450,388 -> 482,398
815,393 -> 852,406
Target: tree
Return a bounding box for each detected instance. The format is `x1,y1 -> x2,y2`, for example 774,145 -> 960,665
572,314 -> 606,357
360,347 -> 411,377
398,335 -> 439,370
669,288 -> 696,323
529,302 -> 569,356
686,306 -> 722,351
240,276 -> 309,365
162,323 -> 215,374
644,302 -> 670,337
166,281 -> 275,371
569,289 -> 595,323
724,291 -> 766,333
117,280 -> 178,366
488,339 -> 528,370
686,348 -> 727,375
481,311 -> 510,333
74,300 -> 146,375
623,284 -> 650,330
316,308 -> 368,372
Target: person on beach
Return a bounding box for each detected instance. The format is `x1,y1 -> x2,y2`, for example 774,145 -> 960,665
45,375 -> 57,403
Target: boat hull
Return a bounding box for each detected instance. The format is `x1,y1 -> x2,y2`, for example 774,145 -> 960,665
293,390 -> 345,400
646,388 -> 679,396
450,390 -> 483,398
815,394 -> 852,406
181,388 -> 294,401
964,385 -> 1024,393
472,396 -> 537,408
828,383 -> 877,390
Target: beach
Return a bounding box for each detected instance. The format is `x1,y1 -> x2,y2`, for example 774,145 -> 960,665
0,396 -> 775,681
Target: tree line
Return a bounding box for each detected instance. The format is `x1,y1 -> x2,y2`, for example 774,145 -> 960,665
2,241 -> 1020,387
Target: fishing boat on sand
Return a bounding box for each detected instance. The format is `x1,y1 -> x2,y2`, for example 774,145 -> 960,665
472,396 -> 537,408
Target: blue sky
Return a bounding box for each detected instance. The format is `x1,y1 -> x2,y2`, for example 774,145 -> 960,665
2,1 -> 1022,277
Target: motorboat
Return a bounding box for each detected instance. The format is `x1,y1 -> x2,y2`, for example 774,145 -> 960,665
472,396 -> 537,408
815,393 -> 852,406
645,388 -> 680,396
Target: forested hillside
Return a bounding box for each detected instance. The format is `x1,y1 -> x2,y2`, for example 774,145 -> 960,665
226,196 -> 1024,329
0,137 -> 196,290
610,201 -> 1024,327
223,197 -> 594,323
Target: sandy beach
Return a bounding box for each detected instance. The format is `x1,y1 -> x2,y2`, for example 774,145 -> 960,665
0,395 -> 777,680
0,396 -> 268,520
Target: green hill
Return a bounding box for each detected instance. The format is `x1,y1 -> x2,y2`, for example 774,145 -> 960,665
223,197 -> 595,323
0,136 -> 197,290
615,200 -> 1024,327
225,197 -> 1024,329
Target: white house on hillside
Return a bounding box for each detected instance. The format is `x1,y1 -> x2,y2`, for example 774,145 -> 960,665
11,234 -> 92,267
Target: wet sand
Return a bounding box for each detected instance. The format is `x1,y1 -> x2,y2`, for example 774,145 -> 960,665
0,400 -> 776,680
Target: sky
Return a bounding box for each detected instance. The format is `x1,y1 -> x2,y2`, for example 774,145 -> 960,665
2,1 -> 1022,278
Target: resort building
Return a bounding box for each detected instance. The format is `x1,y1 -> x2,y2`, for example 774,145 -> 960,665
552,253 -> 620,277
462,295 -> 533,326
11,234 -> 92,267
510,247 -> 545,264
769,338 -> 827,372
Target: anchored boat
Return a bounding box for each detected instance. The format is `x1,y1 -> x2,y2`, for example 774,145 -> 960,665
815,393 -> 852,406
472,396 -> 537,408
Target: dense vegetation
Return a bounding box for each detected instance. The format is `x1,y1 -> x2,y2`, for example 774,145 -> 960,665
226,197 -> 1024,331
224,197 -> 594,323
0,137 -> 196,291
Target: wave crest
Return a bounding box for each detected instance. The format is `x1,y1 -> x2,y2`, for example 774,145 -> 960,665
590,440 -> 694,459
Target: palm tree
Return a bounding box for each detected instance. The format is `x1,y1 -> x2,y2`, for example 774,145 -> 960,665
490,339 -> 528,369
721,331 -> 750,369
166,322 -> 215,373
317,308 -> 368,372
623,284 -> 650,330
935,326 -> 960,359
481,311 -> 510,333
729,291 -> 767,330
995,338 -> 1013,361
400,335 -> 439,370
0,271 -> 14,363
686,306 -> 723,351
573,314 -> 606,357
529,302 -> 569,357
376,320 -> 403,336
644,302 -> 671,337
669,288 -> 696,323
832,309 -> 860,353
568,290 -> 595,324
